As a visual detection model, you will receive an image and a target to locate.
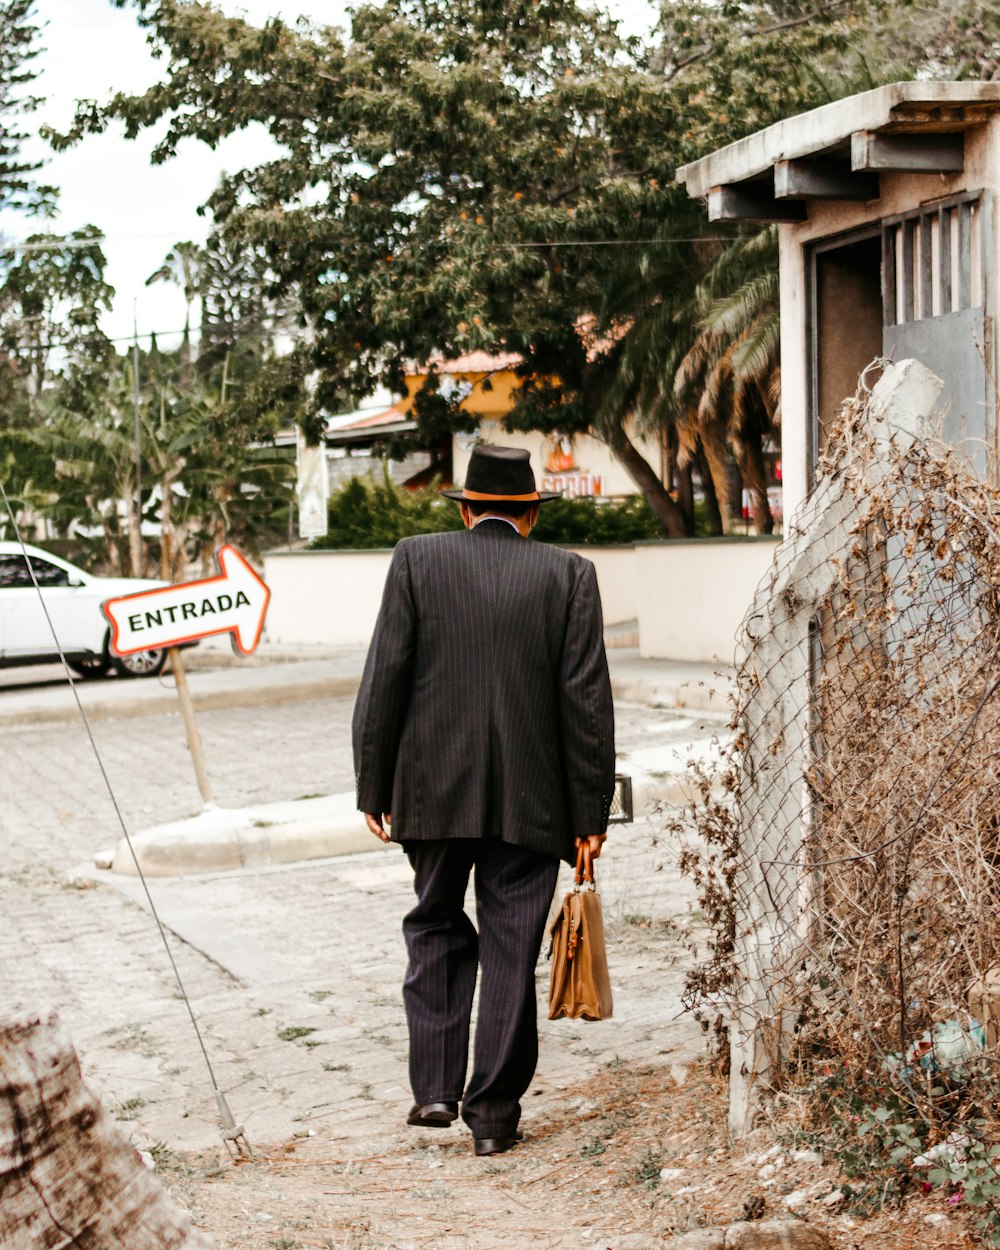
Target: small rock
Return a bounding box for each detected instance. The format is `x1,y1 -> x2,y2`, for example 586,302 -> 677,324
93,849 -> 113,870
660,1167 -> 685,1182
783,1189 -> 810,1211
758,1164 -> 777,1181
137,1149 -> 155,1170
742,1194 -> 766,1221
820,1190 -> 844,1208
923,1213 -> 950,1226
790,1149 -> 823,1166
676,1184 -> 702,1195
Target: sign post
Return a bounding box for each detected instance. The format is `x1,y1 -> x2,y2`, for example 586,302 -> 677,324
103,545 -> 270,808
168,647 -> 214,806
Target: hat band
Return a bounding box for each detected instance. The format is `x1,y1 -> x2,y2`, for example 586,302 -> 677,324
461,489 -> 540,501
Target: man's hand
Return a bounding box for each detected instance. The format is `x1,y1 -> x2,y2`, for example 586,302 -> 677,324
575,833 -> 607,860
365,812 -> 392,843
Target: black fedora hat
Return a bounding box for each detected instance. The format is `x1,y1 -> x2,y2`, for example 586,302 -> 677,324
440,446 -> 560,504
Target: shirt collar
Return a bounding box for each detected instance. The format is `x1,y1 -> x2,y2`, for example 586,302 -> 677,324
473,516 -> 522,534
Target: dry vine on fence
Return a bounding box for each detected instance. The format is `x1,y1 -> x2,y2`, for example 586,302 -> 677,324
673,359 -> 1000,1234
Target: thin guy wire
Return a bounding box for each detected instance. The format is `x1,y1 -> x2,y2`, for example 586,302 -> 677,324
1,234 -> 731,255
0,477 -> 225,1098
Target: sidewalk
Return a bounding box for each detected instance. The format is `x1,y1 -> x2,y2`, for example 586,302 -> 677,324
0,631 -> 723,1246
0,639 -> 734,726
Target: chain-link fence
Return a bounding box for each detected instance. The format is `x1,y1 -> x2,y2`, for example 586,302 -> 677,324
675,359 -> 1000,1211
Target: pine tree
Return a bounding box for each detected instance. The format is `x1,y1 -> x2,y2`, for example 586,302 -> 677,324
0,0 -> 49,213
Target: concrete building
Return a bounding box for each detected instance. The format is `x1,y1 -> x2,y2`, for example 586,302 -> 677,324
678,81 -> 1000,523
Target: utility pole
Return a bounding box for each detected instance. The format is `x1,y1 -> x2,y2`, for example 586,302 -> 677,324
131,301 -> 143,577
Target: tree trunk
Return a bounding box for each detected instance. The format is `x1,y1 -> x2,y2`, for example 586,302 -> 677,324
160,460 -> 186,581
0,1009 -> 214,1248
698,420 -> 736,535
127,477 -> 144,578
735,436 -> 775,535
161,484 -> 174,582
610,431 -> 688,538
180,319 -> 193,393
676,459 -> 695,535
694,447 -> 723,536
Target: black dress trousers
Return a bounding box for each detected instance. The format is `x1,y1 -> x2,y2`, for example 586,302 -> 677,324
402,837 -> 560,1139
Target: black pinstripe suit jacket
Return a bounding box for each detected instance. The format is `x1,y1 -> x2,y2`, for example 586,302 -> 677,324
352,520 -> 616,863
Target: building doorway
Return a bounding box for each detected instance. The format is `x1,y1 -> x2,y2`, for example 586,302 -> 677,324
808,230 -> 883,468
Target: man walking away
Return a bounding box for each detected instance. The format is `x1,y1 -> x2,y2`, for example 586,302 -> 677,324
352,445 -> 615,1156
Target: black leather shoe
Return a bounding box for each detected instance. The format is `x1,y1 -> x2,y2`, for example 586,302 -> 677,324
473,1130 -> 524,1156
407,1101 -> 459,1128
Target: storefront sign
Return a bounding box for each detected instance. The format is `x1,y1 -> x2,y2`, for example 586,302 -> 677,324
540,473 -> 604,498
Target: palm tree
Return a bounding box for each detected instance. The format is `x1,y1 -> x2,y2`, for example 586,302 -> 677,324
580,199 -> 717,538
146,241 -> 204,389
674,227 -> 780,535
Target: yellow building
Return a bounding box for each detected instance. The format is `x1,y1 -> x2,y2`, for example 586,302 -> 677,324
327,350 -> 666,499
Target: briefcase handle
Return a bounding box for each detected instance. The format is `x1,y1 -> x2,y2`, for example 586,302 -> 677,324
574,841 -> 596,890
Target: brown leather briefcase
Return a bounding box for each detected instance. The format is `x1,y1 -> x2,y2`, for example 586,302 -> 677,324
548,841 -> 613,1021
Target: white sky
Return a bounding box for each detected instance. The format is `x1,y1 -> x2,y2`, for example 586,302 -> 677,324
0,0 -> 658,348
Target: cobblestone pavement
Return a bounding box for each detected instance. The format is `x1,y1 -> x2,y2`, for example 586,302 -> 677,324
0,689 -> 710,1193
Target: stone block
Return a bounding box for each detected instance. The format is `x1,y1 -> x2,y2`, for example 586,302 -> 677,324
667,1223 -> 832,1250
725,1220 -> 832,1249
666,1231 -> 726,1250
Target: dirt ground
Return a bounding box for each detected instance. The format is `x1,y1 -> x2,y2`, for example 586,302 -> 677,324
160,1057 -> 978,1250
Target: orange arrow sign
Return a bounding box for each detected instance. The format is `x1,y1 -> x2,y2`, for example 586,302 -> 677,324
103,545 -> 271,657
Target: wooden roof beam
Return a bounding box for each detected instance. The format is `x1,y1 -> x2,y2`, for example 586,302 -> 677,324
851,131 -> 964,173
708,184 -> 808,223
774,159 -> 880,201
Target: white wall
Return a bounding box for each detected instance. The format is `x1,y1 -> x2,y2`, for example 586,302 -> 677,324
264,540 -> 778,659
263,545 -> 636,645
581,546 -> 636,625
264,549 -> 394,646
636,539 -> 780,663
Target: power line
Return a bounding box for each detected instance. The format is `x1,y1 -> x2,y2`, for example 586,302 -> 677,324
0,233 -> 732,256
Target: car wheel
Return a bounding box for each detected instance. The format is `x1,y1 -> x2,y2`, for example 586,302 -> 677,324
112,649 -> 168,678
68,655 -> 111,679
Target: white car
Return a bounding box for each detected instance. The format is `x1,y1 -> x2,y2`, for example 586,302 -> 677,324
0,540 -> 174,678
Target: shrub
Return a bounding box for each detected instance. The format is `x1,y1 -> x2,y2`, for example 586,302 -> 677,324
309,473 -> 462,549
309,473 -> 666,549
532,494 -> 663,545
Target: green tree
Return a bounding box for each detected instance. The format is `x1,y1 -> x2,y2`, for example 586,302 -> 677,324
54,0 -> 699,532
58,0 -> 904,538
0,226 -> 113,417
0,0 -> 51,214
0,228 -> 116,549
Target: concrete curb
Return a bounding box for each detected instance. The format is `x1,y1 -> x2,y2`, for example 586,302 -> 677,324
0,676 -> 362,728
102,762 -> 727,877
106,793 -> 375,877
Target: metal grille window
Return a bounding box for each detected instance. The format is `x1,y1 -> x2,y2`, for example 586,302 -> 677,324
883,193 -> 986,326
